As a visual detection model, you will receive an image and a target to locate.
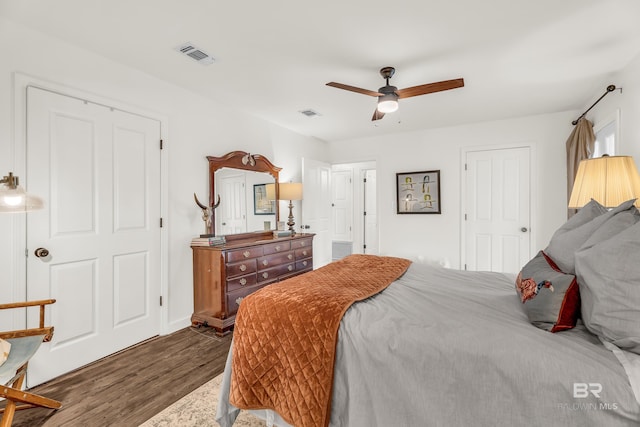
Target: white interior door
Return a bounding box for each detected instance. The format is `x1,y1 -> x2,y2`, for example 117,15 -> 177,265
464,146 -> 531,273
331,169 -> 352,242
363,169 -> 378,255
302,158 -> 332,268
217,173 -> 247,235
25,87 -> 161,386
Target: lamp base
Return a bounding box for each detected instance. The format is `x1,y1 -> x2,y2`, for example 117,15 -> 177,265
287,200 -> 296,235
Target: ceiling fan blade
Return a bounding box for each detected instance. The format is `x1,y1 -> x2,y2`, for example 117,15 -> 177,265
327,82 -> 382,97
396,78 -> 464,99
372,109 -> 385,121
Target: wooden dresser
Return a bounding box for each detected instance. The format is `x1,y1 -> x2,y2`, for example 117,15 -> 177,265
191,231 -> 314,335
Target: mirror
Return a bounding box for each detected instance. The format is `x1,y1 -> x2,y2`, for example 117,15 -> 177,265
207,151 -> 281,236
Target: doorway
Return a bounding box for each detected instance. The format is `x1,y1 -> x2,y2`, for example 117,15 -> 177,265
331,162 -> 378,259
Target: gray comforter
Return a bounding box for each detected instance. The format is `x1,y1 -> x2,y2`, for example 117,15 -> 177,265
216,263 -> 640,426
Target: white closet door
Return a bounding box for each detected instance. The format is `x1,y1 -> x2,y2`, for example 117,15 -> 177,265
26,87 -> 161,386
465,147 -> 531,273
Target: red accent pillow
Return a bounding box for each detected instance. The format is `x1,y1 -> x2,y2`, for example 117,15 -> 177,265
515,251 -> 580,332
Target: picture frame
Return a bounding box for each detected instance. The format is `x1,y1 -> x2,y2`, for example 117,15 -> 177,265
396,170 -> 441,214
253,184 -> 276,215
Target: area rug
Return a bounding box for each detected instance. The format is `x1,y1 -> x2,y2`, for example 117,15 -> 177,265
140,373 -> 265,427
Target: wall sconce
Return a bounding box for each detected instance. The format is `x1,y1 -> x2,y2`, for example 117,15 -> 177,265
0,172 -> 44,213
569,155 -> 640,208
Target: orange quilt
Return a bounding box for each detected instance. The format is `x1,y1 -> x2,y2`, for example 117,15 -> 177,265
229,254 -> 411,427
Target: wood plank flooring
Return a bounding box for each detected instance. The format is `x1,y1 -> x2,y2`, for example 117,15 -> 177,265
5,326 -> 232,426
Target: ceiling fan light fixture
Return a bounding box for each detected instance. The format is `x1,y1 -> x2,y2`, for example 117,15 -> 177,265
377,93 -> 399,113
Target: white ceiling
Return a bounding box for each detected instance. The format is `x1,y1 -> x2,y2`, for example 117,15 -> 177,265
3,0 -> 640,142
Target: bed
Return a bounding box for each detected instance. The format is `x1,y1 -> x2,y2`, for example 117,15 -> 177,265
216,199 -> 640,427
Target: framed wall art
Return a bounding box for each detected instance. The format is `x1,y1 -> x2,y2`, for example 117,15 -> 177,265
396,170 -> 441,214
253,184 -> 276,215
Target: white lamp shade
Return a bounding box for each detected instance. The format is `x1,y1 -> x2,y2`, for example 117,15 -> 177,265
569,156 -> 640,208
0,185 -> 44,213
377,93 -> 399,113
279,183 -> 303,201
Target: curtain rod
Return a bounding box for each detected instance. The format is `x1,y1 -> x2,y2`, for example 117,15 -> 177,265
572,85 -> 617,125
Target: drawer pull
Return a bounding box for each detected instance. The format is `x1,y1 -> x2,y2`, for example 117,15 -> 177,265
236,297 -> 244,305
302,250 -> 308,256
275,245 -> 281,251
240,278 -> 247,286
243,251 -> 250,258
239,264 -> 247,272
262,260 -> 269,266
302,260 -> 308,266
300,241 -> 306,246
287,254 -> 293,260
262,272 -> 269,279
288,265 -> 294,271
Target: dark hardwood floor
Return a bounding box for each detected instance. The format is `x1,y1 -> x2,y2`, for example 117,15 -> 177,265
5,326 -> 232,427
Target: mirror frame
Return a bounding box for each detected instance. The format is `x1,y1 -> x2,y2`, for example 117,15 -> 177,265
207,151 -> 281,235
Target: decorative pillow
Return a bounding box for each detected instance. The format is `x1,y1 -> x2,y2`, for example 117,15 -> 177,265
515,251 -> 580,332
545,199 -> 637,274
575,220 -> 640,354
579,206 -> 640,251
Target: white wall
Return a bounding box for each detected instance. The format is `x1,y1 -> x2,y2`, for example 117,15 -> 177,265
328,111 -> 578,268
587,51 -> 640,163
0,17 -> 328,332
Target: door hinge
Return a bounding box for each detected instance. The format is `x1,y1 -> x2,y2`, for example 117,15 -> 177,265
25,248 -> 28,257
160,296 -> 163,306
464,163 -> 467,171
363,211 -> 367,216
160,139 -> 164,150
464,264 -> 467,270
363,244 -> 367,249
160,218 -> 164,227
464,213 -> 467,220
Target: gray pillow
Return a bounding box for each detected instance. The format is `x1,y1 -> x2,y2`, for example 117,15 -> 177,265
545,199 -> 637,274
579,207 -> 640,251
575,220 -> 640,354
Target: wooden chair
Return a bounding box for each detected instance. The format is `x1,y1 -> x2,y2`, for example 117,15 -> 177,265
0,299 -> 61,426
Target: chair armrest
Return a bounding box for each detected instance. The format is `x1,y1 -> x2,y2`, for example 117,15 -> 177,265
0,299 -> 56,332
0,299 -> 56,310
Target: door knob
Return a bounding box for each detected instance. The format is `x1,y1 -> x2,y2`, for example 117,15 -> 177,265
520,227 -> 528,233
34,247 -> 50,258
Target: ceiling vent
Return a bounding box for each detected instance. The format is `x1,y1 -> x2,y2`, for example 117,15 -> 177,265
175,42 -> 215,65
299,109 -> 321,118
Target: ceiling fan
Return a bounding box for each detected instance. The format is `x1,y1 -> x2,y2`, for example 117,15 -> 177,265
326,67 -> 464,121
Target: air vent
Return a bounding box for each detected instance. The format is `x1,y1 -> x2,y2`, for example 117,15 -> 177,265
299,109 -> 321,118
175,42 -> 215,65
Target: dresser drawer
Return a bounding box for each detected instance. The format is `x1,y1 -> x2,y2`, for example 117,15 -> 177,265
291,237 -> 313,249
257,251 -> 295,269
295,246 -> 312,259
227,284 -> 264,315
226,246 -> 263,263
295,258 -> 312,271
257,263 -> 296,283
226,259 -> 257,278
263,241 -> 291,255
227,273 -> 258,292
